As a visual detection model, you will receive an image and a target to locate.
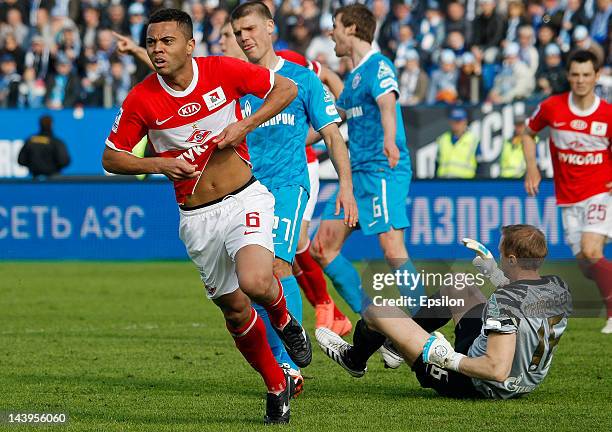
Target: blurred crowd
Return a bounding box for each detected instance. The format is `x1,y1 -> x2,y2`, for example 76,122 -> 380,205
0,0 -> 610,109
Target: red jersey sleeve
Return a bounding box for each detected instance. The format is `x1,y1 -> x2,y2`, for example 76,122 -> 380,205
276,49 -> 321,76
105,91 -> 147,153
216,56 -> 274,99
310,59 -> 321,77
526,98 -> 551,133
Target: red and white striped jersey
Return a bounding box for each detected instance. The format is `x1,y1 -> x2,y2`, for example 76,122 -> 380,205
276,49 -> 322,164
106,56 -> 274,204
527,92 -> 612,205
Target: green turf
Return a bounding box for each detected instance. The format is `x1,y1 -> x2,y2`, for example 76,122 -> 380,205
1,262 -> 610,431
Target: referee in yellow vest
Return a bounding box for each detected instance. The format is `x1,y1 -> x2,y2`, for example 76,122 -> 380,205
499,114 -> 530,178
436,108 -> 478,178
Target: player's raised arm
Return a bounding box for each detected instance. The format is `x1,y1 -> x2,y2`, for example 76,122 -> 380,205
214,73 -> 297,148
522,127 -> 541,196
377,92 -> 400,169
113,31 -> 155,71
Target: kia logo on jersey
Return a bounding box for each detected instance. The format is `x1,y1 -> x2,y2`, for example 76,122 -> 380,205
570,119 -> 587,130
178,102 -> 201,117
186,128 -> 212,145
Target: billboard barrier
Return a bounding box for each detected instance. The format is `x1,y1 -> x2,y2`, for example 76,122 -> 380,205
2,179 -> 603,260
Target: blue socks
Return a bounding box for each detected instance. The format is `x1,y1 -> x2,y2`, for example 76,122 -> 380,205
279,275 -> 303,326
324,254 -> 364,314
321,254 -> 423,316
254,275 -> 302,371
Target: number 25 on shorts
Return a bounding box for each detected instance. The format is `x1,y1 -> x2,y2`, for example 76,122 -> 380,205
586,204 -> 606,223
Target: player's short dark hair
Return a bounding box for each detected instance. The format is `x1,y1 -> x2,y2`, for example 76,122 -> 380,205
334,4 -> 375,44
230,1 -> 273,22
567,49 -> 600,72
500,224 -> 547,270
148,8 -> 193,40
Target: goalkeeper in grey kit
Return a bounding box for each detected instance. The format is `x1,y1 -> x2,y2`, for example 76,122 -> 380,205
316,224 -> 572,399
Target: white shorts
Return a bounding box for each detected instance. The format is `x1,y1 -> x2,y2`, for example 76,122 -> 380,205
302,160 -> 320,222
561,192 -> 612,255
178,180 -> 275,299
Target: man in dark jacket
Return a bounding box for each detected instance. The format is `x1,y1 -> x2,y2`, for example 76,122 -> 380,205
471,0 -> 504,54
18,115 -> 70,178
45,53 -> 81,108
536,43 -> 569,95
0,53 -> 20,107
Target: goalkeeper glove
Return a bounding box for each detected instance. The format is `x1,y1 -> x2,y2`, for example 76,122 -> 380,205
462,237 -> 509,288
422,332 -> 466,372
472,256 -> 510,288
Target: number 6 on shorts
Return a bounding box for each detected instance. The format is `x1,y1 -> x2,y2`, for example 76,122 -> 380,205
246,212 -> 260,228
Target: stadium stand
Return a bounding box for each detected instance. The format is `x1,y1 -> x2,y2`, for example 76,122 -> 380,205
0,0 -> 609,109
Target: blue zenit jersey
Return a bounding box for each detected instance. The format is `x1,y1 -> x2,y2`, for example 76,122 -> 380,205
242,58 -> 341,193
337,51 -> 409,172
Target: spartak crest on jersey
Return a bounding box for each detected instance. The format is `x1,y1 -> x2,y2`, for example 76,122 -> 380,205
186,123 -> 212,145
567,140 -> 586,151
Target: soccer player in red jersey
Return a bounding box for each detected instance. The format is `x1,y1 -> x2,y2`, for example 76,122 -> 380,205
114,12 -> 350,391
218,17 -> 353,335
103,9 -> 311,423
523,50 -> 612,334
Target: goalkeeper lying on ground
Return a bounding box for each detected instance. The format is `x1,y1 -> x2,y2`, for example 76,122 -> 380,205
316,224 -> 572,399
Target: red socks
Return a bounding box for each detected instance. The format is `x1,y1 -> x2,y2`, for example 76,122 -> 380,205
295,267 -> 317,306
295,242 -> 349,321
227,308 -> 286,394
333,303 -> 345,320
589,258 -> 612,318
295,242 -> 332,305
262,276 -> 290,329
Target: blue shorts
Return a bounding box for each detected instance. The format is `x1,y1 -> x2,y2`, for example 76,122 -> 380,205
322,168 -> 411,236
270,185 -> 308,263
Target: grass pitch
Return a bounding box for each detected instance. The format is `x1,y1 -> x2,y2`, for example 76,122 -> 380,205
1,262 -> 610,431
